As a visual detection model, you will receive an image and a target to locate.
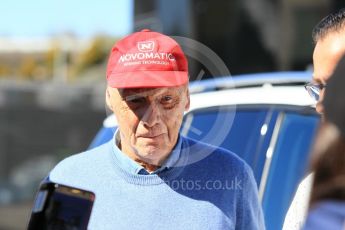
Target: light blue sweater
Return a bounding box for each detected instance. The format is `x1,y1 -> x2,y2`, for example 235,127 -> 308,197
49,135 -> 265,230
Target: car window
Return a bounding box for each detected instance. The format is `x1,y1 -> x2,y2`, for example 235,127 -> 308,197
261,112 -> 319,230
181,105 -> 279,184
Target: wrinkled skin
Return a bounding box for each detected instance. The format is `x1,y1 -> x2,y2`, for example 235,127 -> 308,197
106,85 -> 190,171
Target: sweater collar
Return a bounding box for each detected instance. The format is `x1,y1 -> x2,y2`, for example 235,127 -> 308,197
111,129 -> 182,175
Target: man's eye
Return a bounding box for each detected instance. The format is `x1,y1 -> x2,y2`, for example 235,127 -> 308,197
127,97 -> 145,104
162,96 -> 173,103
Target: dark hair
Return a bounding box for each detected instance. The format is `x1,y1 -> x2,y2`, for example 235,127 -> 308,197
309,134 -> 345,206
312,8 -> 345,43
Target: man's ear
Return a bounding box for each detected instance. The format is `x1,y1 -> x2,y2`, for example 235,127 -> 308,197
185,88 -> 190,111
105,87 -> 113,111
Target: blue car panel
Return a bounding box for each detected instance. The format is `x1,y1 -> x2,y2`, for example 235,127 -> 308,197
181,106 -> 279,183
88,126 -> 115,149
262,112 -> 319,230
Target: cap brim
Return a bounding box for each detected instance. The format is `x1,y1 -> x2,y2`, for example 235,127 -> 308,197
107,71 -> 188,88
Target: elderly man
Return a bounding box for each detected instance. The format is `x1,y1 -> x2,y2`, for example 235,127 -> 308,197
283,8 -> 345,230
48,30 -> 265,229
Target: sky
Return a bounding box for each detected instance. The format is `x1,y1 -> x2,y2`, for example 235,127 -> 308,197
0,0 -> 133,38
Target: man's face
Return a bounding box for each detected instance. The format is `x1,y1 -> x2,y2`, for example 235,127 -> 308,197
313,30 -> 345,114
106,85 -> 190,166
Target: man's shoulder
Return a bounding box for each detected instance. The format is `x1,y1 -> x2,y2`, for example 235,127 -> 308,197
49,141 -> 111,184
181,136 -> 249,173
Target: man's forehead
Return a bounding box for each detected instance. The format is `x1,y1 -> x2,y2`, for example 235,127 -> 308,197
118,86 -> 182,98
313,30 -> 345,83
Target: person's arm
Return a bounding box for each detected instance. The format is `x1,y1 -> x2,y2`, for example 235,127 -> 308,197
236,163 -> 266,230
282,173 -> 314,230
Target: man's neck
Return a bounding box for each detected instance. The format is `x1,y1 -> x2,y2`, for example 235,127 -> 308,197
133,158 -> 160,173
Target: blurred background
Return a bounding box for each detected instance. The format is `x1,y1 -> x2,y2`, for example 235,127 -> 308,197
0,0 -> 345,229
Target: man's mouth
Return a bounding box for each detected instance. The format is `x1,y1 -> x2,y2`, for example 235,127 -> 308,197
138,133 -> 165,139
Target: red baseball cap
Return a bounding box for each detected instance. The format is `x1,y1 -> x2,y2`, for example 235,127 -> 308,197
106,29 -> 188,88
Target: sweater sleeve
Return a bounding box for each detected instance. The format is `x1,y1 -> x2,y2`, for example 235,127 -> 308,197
236,163 -> 266,230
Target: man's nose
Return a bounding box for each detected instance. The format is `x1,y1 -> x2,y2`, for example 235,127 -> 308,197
141,103 -> 160,128
319,87 -> 326,101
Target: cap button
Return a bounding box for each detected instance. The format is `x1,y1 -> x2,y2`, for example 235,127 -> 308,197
141,29 -> 151,32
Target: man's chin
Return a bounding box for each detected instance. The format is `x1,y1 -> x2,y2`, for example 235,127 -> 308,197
134,146 -> 169,163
